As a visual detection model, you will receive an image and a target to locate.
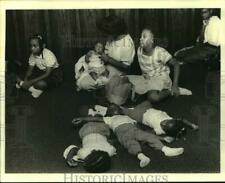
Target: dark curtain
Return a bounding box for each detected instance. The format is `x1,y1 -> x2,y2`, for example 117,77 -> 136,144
5,9 -> 220,65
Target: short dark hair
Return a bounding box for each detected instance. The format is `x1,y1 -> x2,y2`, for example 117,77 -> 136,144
96,15 -> 127,37
106,103 -> 122,117
30,34 -> 45,47
83,150 -> 111,173
161,119 -> 186,138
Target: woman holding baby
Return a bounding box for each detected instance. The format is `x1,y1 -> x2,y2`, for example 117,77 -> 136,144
75,15 -> 135,92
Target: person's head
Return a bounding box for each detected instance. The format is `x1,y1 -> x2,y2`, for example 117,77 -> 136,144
94,42 -> 104,54
30,34 -> 45,55
160,119 -> 187,138
106,103 -> 122,117
85,50 -> 100,64
83,150 -> 111,173
139,29 -> 154,49
96,15 -> 127,39
201,9 -> 213,20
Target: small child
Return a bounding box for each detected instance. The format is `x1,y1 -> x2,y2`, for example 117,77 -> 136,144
72,106 -> 184,168
85,50 -> 109,86
75,42 -> 109,91
128,29 -> 192,103
63,122 -> 116,173
114,101 -> 198,140
16,34 -> 62,98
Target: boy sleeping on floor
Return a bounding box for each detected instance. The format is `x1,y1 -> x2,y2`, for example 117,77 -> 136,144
72,104 -> 186,168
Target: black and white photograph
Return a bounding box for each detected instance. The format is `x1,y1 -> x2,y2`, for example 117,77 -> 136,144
0,0 -> 224,182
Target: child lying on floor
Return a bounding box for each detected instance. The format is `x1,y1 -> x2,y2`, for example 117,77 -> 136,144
16,34 -> 62,98
63,122 -> 116,173
79,101 -> 198,140
75,42 -> 110,91
72,106 -> 184,168
88,101 -> 198,140
120,101 -> 198,140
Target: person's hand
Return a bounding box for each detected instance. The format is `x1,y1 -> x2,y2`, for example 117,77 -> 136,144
72,117 -> 85,127
21,81 -> 32,90
164,136 -> 175,143
191,124 -> 199,131
100,53 -> 110,63
171,85 -> 180,96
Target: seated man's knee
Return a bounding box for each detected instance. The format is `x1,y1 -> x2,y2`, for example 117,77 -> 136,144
147,90 -> 160,103
34,80 -> 47,90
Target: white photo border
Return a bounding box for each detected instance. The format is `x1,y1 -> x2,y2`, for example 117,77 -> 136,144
0,0 -> 225,182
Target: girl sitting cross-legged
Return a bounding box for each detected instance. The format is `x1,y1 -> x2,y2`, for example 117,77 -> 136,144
16,34 -> 63,98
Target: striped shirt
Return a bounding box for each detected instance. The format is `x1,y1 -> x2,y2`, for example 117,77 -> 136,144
138,46 -> 172,77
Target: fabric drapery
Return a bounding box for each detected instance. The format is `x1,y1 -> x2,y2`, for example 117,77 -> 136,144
6,9 -> 219,64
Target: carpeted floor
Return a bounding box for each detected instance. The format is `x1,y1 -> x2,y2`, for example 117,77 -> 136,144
5,60 -> 220,173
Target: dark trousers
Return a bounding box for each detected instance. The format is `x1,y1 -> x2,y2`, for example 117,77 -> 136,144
175,43 -> 220,66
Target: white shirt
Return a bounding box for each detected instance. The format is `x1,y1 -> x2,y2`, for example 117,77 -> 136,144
203,16 -> 221,46
105,34 -> 135,76
87,55 -> 106,75
138,46 -> 172,78
104,115 -> 137,132
29,48 -> 59,70
77,133 -> 116,160
143,108 -> 172,135
74,55 -> 89,80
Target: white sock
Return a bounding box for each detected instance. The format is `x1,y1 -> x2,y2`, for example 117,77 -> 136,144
28,86 -> 37,92
31,90 -> 43,98
137,153 -> 151,168
179,87 -> 192,95
162,146 -> 184,157
16,81 -> 24,89
29,86 -> 43,98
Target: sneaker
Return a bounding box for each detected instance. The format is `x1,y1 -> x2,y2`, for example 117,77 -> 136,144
63,145 -> 80,167
31,90 -> 43,98
72,118 -> 84,127
179,87 -> 192,95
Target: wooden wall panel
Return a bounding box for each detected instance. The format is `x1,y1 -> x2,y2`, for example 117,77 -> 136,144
5,9 -> 219,65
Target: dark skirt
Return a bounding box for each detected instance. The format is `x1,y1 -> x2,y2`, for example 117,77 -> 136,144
31,67 -> 63,89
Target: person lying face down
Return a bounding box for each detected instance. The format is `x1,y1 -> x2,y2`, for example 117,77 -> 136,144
116,101 -> 199,140
72,105 -> 185,168
63,122 -> 116,173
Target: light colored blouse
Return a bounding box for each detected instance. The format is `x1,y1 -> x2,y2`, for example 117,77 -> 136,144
105,34 -> 135,77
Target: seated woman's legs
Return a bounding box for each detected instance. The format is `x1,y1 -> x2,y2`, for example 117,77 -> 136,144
147,89 -> 171,103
